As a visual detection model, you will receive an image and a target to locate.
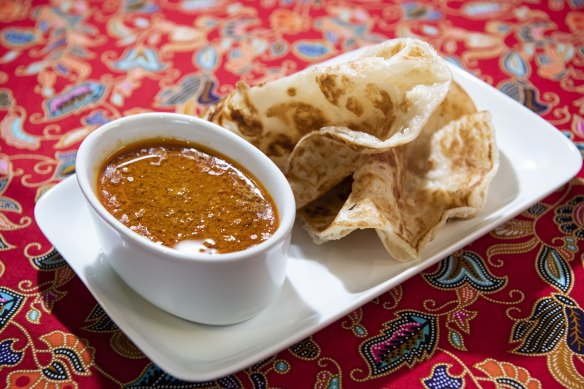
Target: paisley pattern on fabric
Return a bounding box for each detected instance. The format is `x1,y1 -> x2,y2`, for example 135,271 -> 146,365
44,82 -> 107,119
537,245 -> 573,293
6,331 -> 95,388
424,251 -> 506,292
0,0 -> 583,387
511,295 -> 567,354
0,289 -> 24,331
355,311 -> 438,379
27,247 -> 66,270
555,195 -> 584,239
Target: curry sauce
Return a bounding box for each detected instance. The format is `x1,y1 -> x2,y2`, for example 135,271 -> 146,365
97,138 -> 278,254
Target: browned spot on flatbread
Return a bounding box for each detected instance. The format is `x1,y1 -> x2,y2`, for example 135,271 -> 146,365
375,42 -> 405,59
266,133 -> 295,158
316,74 -> 352,106
266,102 -> 327,134
287,88 -> 296,97
366,83 -> 394,113
406,46 -> 426,59
346,97 -> 364,116
229,108 -> 263,137
399,96 -> 412,112
365,83 -> 396,138
204,99 -> 225,124
225,81 -> 264,137
348,62 -> 367,72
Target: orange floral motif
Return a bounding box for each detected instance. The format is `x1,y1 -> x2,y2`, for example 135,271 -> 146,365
6,331 -> 94,389
475,359 -> 542,389
7,370 -> 70,389
41,331 -> 94,371
566,11 -> 584,33
269,9 -> 310,35
0,0 -> 31,22
455,284 -> 480,306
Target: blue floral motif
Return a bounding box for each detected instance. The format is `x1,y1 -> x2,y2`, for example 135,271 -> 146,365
2,28 -> 38,46
83,110 -> 111,126
502,51 -> 530,78
0,197 -> 20,213
425,251 -> 505,292
401,3 -> 442,20
449,329 -> 464,350
4,115 -> 39,149
423,364 -> 463,389
537,245 -> 572,293
156,73 -> 220,107
113,47 -> 165,72
274,360 -> 289,373
0,339 -> 23,366
555,195 -> 584,239
195,46 -> 219,71
498,79 -> 549,114
292,40 -> 332,61
55,151 -> 76,179
462,2 -> 503,17
0,288 -> 24,331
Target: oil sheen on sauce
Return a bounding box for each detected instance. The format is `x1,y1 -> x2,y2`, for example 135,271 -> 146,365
97,138 -> 278,254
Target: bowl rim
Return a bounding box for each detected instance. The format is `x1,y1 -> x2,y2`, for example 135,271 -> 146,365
76,112 -> 296,264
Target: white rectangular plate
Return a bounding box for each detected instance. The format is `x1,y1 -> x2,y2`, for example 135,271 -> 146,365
35,51 -> 582,381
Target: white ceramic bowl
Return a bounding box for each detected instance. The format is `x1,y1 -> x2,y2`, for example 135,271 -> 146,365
76,113 -> 296,325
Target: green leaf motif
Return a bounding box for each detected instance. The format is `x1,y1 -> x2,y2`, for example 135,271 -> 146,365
449,329 -> 466,351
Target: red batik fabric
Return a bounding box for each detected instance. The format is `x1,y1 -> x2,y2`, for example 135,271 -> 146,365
0,0 -> 583,387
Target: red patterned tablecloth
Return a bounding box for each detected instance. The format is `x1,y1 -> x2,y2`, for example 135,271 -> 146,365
1,0 -> 584,387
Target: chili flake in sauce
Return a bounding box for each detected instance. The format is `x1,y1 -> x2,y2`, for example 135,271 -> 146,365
97,138 -> 278,254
